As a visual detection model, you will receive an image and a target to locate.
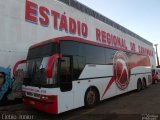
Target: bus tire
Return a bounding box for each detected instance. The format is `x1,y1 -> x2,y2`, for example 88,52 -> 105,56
84,87 -> 99,108
142,79 -> 146,89
154,80 -> 158,84
137,79 -> 142,92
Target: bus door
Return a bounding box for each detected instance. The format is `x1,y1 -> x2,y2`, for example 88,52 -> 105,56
59,56 -> 74,111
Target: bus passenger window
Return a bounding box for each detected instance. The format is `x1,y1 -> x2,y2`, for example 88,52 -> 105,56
60,57 -> 72,92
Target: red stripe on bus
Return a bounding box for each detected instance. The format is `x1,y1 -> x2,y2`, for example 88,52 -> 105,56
102,76 -> 115,98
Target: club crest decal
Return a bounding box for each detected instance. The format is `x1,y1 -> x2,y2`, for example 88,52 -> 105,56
113,51 -> 130,90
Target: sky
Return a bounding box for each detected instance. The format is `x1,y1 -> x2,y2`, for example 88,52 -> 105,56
77,0 -> 160,64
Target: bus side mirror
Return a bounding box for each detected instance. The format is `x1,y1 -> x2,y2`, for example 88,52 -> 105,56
13,60 -> 27,76
46,54 -> 62,78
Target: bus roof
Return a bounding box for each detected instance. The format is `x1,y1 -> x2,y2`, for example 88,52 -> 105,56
58,0 -> 153,46
29,36 -> 153,57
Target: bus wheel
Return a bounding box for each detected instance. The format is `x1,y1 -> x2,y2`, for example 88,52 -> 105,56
137,80 -> 142,92
85,87 -> 98,108
142,79 -> 146,90
154,80 -> 158,84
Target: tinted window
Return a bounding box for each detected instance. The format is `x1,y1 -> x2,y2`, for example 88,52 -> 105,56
60,41 -> 78,56
105,48 -> 116,65
60,57 -> 72,92
73,56 -> 86,79
61,41 -> 82,80
79,43 -> 105,64
27,43 -> 58,60
60,41 -> 116,80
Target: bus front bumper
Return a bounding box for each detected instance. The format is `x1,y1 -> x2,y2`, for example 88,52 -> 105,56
23,97 -> 58,114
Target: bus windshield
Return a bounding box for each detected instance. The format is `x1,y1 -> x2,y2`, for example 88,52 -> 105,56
27,43 -> 59,60
23,42 -> 59,87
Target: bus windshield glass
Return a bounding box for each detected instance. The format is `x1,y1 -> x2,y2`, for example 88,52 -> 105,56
27,43 -> 58,60
23,42 -> 59,87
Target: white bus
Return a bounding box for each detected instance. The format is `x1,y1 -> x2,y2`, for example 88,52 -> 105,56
0,0 -> 156,113
22,36 -> 154,114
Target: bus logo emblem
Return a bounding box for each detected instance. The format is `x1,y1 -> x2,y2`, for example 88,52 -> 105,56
113,51 -> 130,90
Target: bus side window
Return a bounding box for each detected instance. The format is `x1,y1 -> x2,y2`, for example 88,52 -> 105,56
60,56 -> 72,92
